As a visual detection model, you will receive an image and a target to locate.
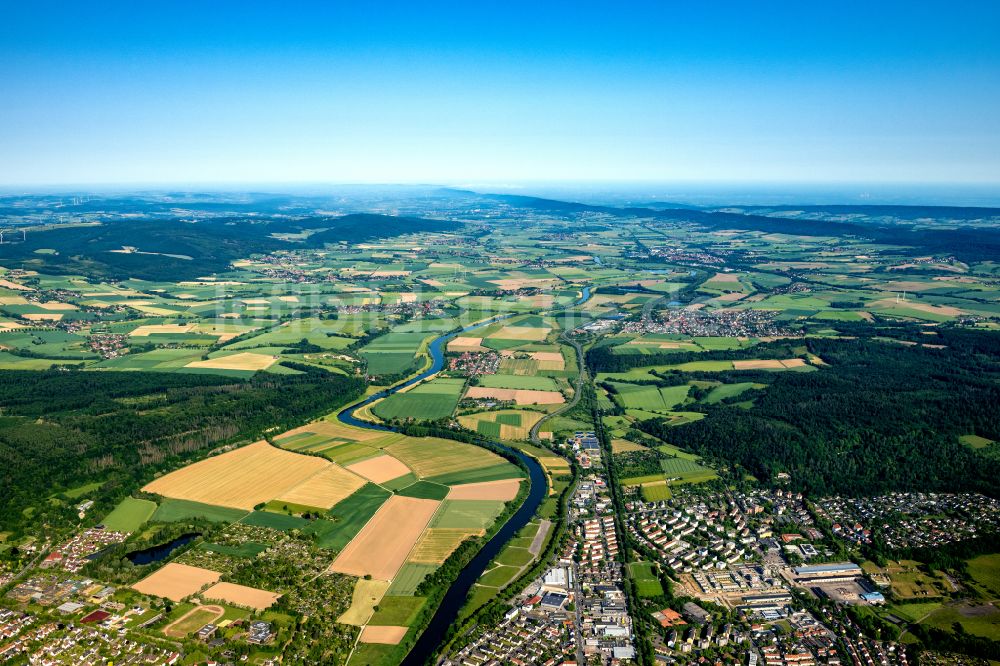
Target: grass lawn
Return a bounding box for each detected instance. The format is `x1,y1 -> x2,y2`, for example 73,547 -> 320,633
629,562 -> 664,597
100,497 -> 158,532
967,553 -> 1000,597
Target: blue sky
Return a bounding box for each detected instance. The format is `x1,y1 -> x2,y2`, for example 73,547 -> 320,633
2,1 -> 999,186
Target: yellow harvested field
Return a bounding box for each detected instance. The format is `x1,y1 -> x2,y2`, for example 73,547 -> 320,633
447,336 -> 485,351
185,352 -> 277,371
780,358 -> 806,368
278,295 -> 299,302
371,270 -> 411,277
488,278 -> 561,290
612,439 -> 648,453
386,437 -> 504,478
0,296 -> 28,305
397,292 -> 418,303
275,464 -> 367,509
872,298 -> 967,316
346,454 -> 412,484
143,440 -> 330,510
0,279 -> 32,291
36,301 -> 77,310
714,291 -> 747,302
203,582 -> 280,610
421,278 -> 445,287
733,359 -> 788,369
447,479 -> 522,500
464,387 -> 565,405
337,578 -> 390,625
359,625 -> 408,645
132,563 -> 221,602
408,528 -> 483,563
709,272 -> 741,282
518,294 -> 554,307
525,351 -> 566,370
130,323 -> 195,336
329,496 -> 440,580
22,313 -> 62,321
492,326 -> 551,341
279,419 -> 386,442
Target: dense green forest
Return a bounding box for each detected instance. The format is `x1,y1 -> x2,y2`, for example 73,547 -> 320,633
632,328 -> 1000,497
0,366 -> 364,534
2,213 -> 457,280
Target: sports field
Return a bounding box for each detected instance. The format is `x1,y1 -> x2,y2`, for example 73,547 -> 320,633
630,562 -> 665,597
163,604 -> 224,638
329,496 -> 440,580
143,440 -> 330,510
132,563 -> 221,602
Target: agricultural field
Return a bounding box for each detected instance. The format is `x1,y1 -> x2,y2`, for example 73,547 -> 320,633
142,440 -> 331,510
5,189 -> 1000,666
329,496 -> 441,580
99,497 -> 157,532
372,377 -> 465,421
456,409 -> 545,441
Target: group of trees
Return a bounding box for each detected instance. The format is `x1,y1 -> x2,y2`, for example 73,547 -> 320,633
637,328 -> 1000,497
0,365 -> 364,534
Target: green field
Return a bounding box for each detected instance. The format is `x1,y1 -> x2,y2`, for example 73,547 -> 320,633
199,541 -> 269,558
151,498 -> 248,523
387,562 -> 437,595
960,434 -> 995,450
703,382 -> 764,404
640,483 -> 672,502
100,497 -> 158,532
368,596 -> 427,626
967,553 -> 1000,597
372,377 -> 464,421
610,382 -> 689,411
629,562 -> 664,597
397,481 -> 450,500
425,462 -> 524,486
241,510 -> 309,531
430,500 -> 506,529
324,483 -> 392,550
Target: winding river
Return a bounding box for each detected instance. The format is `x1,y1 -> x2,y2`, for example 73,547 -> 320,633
338,287 -> 589,665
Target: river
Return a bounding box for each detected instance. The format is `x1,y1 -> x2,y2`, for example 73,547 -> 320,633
338,286 -> 590,664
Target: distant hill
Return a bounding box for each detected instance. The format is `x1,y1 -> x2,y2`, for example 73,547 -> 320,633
0,212 -> 457,281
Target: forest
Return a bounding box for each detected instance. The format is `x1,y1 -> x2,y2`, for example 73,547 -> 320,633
2,212 -> 457,280
633,328 -> 1000,497
0,366 -> 364,534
